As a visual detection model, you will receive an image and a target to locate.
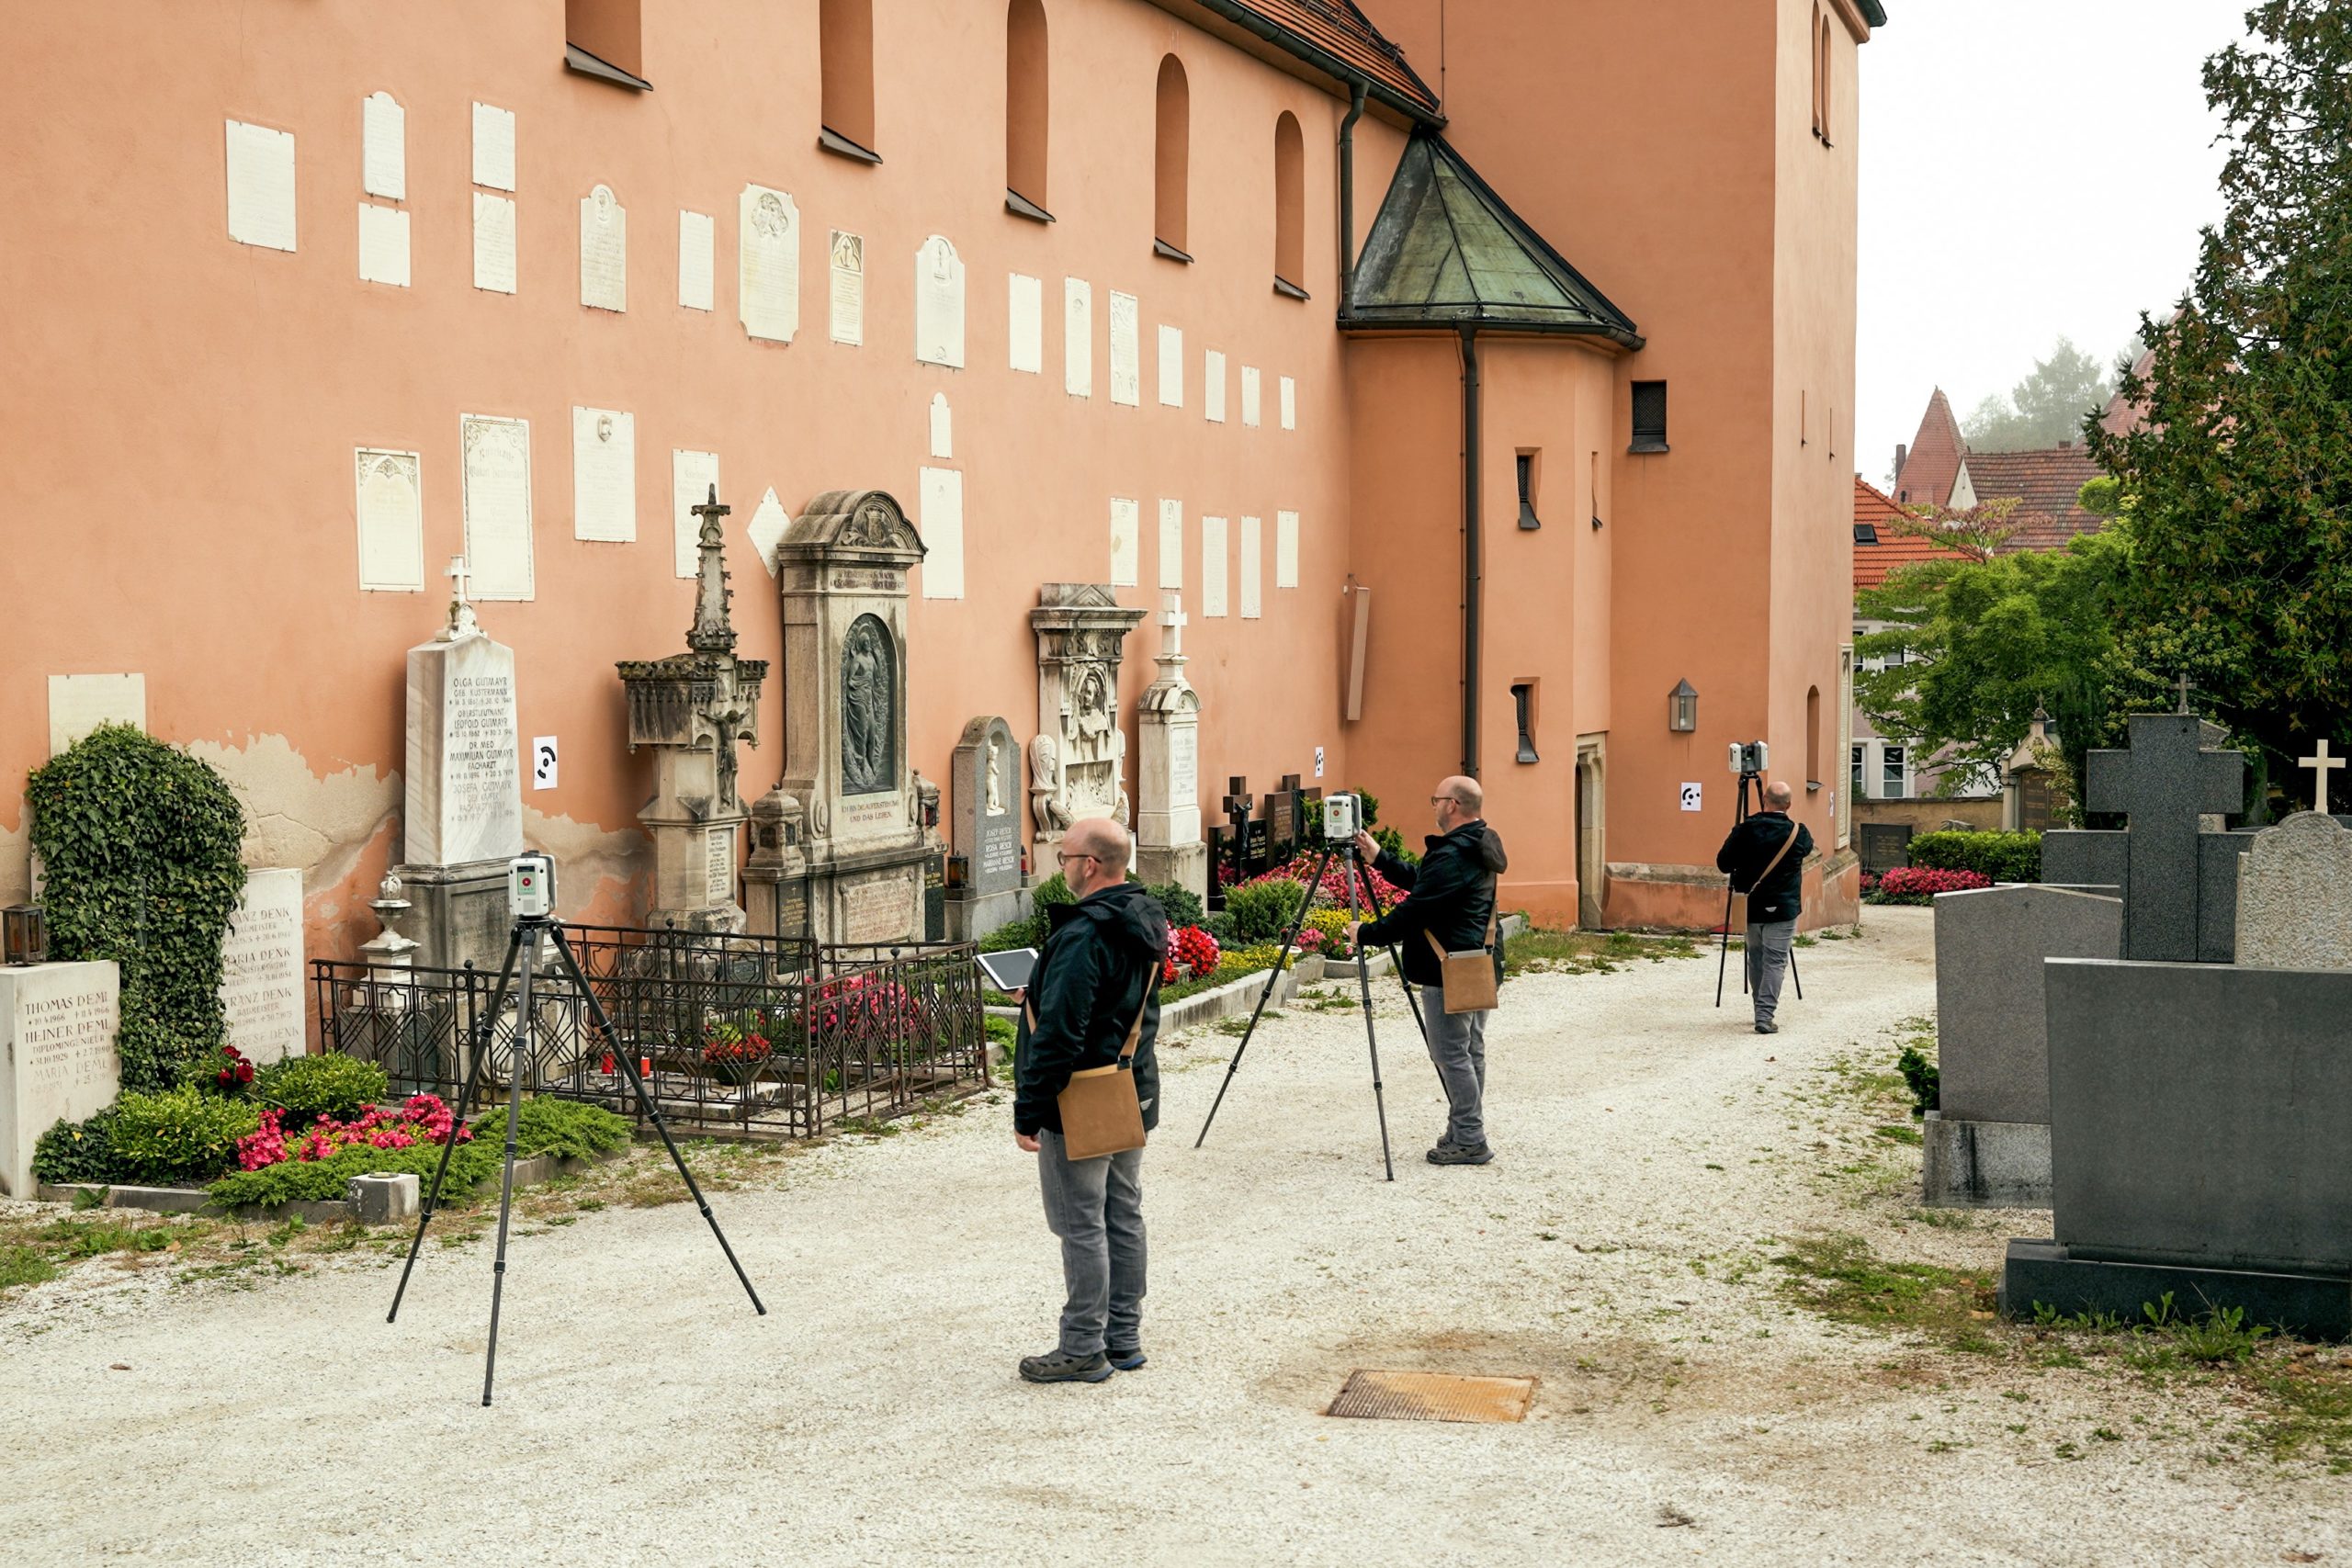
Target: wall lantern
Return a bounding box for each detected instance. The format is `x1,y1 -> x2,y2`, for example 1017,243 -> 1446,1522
1668,680 -> 1699,734
2,904 -> 48,966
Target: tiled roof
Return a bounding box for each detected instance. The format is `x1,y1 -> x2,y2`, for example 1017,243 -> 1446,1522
1853,477 -> 1973,591
1893,388 -> 1966,508
1221,1 -> 1441,118
1964,446 -> 2105,553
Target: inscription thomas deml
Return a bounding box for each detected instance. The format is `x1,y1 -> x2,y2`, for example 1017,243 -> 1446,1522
19,987 -> 116,1093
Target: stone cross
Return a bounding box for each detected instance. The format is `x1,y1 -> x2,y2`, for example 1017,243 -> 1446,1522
1159,593 -> 1187,659
441,555 -> 480,641
2301,738 -> 2345,816
2175,672 -> 2195,715
2082,713 -> 2245,961
1221,775 -> 1254,829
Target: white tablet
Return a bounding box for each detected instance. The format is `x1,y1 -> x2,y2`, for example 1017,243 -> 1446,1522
977,948 -> 1038,993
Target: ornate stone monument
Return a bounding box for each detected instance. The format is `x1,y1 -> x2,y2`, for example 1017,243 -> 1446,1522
393,557 -> 525,972
616,488 -> 768,933
752,490 -> 929,944
1030,584 -> 1147,853
945,716 -> 1028,942
1136,595 -> 1205,897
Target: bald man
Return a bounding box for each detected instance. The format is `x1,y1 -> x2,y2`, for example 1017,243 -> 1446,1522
1352,775 -> 1510,1166
1714,780 -> 1814,1034
1011,817 -> 1170,1383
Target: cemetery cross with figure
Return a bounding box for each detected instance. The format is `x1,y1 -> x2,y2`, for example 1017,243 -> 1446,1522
1221,777 -> 1254,890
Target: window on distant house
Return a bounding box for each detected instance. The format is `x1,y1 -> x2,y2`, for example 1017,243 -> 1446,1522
1883,745 -> 1907,799
1273,111 -> 1306,296
565,0 -> 649,88
1516,450 -> 1542,530
820,0 -> 877,161
1005,0 -> 1049,218
1155,55 -> 1190,259
1630,381 -> 1668,453
1511,682 -> 1539,764
1854,522 -> 1877,544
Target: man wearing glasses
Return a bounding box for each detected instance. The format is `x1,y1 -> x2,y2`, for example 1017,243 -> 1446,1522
1350,776 -> 1510,1166
1010,818 -> 1170,1383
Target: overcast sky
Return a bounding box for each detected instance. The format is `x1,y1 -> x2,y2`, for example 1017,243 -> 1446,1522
1854,0 -> 2250,483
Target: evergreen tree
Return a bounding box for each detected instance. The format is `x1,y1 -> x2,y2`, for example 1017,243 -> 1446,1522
1963,337 -> 2117,452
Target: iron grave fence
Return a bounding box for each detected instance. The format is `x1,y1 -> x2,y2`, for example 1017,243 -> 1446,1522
311,923 -> 989,1141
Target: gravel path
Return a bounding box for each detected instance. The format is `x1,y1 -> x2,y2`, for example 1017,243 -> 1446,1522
4,908 -> 2345,1565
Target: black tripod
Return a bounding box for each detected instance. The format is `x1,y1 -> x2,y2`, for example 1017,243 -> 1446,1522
1713,771 -> 1804,1009
1193,836 -> 1424,1180
388,915 -> 766,1404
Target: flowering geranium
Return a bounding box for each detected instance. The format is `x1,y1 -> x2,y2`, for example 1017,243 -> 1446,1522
1170,925 -> 1221,979
234,1093 -> 469,1170
1257,854 -> 1406,912
213,1044 -> 255,1096
813,974 -> 928,1043
702,1021 -> 772,1083
1867,866 -> 1992,906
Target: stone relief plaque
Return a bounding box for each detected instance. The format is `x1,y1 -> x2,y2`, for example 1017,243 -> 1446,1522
1064,276 -> 1092,397
571,407 -> 636,543
355,448 -> 424,592
830,230 -> 864,345
914,234 -> 966,368
459,414 -> 533,601
739,184 -> 799,343
840,614 -> 897,795
580,184 -> 627,311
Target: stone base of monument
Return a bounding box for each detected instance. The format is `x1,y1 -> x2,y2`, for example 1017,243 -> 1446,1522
1998,1238 -> 2351,1340
1136,840 -> 1208,903
648,900 -> 750,936
392,858 -> 514,975
1921,1111 -> 2050,1208
944,885 -> 1029,945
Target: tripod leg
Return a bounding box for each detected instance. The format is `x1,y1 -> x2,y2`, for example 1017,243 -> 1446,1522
1354,862 -> 1427,1043
549,927 -> 767,1315
1346,850 -> 1395,1182
1789,939 -> 1803,1001
480,926 -> 540,1406
1714,886 -> 1734,1009
1194,843 -> 1334,1151
390,925 -> 523,1324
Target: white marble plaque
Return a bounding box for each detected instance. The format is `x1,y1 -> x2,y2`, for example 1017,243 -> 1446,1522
1239,514 -> 1263,619
1204,349 -> 1227,423
1241,366 -> 1262,428
748,487 -> 790,576
929,393 -> 953,459
830,230 -> 865,345
1202,516 -> 1229,616
672,449 -> 720,578
1158,499 -> 1183,590
707,829 -> 735,907
225,119 -> 297,252
580,184 -> 627,311
1,964 -> 121,1200
1064,277 -> 1092,397
1276,509 -> 1300,589
473,192 -> 517,293
920,465 -> 966,599
842,876 -> 916,943
1110,497 -> 1140,587
571,407 -> 636,542
472,102 -> 516,191
1157,324 -> 1183,407
219,868 -> 304,1067
1280,375 -> 1296,431
459,414 -> 534,600
405,630 -> 524,865
1170,728 -> 1198,809
678,209 -> 715,311
915,235 -> 966,367
1110,290 -> 1140,406
46,674 -> 145,758
362,92 -> 405,200
1009,273 -> 1044,374
355,448 -> 424,592
739,184 -> 799,343
357,202 -> 411,287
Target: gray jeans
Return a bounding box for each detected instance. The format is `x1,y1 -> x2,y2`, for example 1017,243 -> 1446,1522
1425,979 -> 1490,1149
1746,919 -> 1795,1023
1035,1129 -> 1146,1357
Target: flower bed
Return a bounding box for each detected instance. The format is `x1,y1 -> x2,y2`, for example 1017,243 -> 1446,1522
1863,866 -> 1993,906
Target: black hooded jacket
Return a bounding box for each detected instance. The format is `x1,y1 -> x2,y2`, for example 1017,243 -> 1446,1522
1013,882 -> 1170,1138
1359,820 -> 1510,989
1715,811 -> 1813,924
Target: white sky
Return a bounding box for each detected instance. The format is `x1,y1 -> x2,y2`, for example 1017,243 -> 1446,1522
1854,0 -> 2248,482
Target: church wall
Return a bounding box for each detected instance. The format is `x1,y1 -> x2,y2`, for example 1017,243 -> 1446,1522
0,0 -> 1392,943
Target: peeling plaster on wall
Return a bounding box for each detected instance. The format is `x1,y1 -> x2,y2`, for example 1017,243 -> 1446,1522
525,807 -> 650,923
307,817 -> 400,964
185,734 -> 401,890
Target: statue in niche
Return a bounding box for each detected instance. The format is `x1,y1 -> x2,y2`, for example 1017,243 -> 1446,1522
841,615 -> 895,795
987,732 -> 1008,816
1030,733 -> 1071,835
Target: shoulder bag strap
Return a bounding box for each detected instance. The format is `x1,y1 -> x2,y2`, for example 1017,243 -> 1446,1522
1753,822 -> 1800,887
1424,878 -> 1504,958
1118,970 -> 1160,1067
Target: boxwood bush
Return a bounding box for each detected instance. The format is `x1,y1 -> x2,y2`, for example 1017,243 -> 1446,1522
107,1087 -> 261,1185
1905,830 -> 2041,884
507,1098 -> 632,1160
254,1054 -> 390,1129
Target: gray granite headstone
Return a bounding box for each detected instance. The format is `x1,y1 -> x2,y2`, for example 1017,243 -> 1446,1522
2234,812 -> 2352,971
2080,714 -> 2243,961
952,716 -> 1023,898
1934,885 -> 2121,1125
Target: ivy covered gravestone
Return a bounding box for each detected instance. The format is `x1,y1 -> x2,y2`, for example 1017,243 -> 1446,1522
27,724 -> 247,1093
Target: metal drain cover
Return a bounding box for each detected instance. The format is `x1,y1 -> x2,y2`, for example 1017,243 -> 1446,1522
1326,1370 -> 1537,1424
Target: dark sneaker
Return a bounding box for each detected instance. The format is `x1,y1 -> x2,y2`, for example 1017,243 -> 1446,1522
1754,1021 -> 1779,1034
1427,1143 -> 1495,1166
1108,1348 -> 1148,1371
1020,1349 -> 1113,1384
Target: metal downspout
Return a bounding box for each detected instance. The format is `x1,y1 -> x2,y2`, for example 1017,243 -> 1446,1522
1339,78 -> 1367,311
1459,325 -> 1481,780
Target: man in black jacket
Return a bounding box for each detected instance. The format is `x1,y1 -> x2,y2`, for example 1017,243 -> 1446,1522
1011,817 -> 1169,1384
1350,776 -> 1510,1167
1715,780 -> 1814,1035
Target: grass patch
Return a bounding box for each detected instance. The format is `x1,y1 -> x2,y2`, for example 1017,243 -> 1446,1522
1772,1233 -> 1997,1348
1504,928 -> 1701,979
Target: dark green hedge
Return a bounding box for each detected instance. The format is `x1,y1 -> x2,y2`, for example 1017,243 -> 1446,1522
1905,830 -> 2041,884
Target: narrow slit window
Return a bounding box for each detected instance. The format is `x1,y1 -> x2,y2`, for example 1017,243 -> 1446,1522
1511,682 -> 1540,764
1515,451 -> 1541,530
1810,4 -> 1824,137
1006,0 -> 1050,219
1630,381 -> 1668,454
1273,111 -> 1305,295
1820,19 -> 1835,147
820,0 -> 877,161
1154,55 -> 1190,259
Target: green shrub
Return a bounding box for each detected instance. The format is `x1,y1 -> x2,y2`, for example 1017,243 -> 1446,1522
107,1087 -> 261,1185
208,1138 -> 502,1209
979,916 -> 1043,953
30,1106 -> 131,1185
1203,911 -> 1239,946
1145,882 -> 1205,931
507,1098 -> 631,1160
1224,878 -> 1306,942
254,1054 -> 390,1129
1906,830 -> 2041,884
1030,873 -> 1075,910
1898,1044 -> 1940,1119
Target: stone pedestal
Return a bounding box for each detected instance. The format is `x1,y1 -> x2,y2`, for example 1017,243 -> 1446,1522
1,961 -> 120,1199
1030,584 -> 1147,852
945,716 -> 1030,942
1135,594 -> 1206,899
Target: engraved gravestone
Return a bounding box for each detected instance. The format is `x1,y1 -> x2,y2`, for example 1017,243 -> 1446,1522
2234,813 -> 2352,971
1030,585 -> 1146,852
0,962 -> 120,1199
946,716 -> 1027,942
218,868 -> 306,1066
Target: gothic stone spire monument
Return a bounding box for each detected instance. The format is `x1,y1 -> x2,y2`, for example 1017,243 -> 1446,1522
749,490 -> 929,944
1135,593 -> 1206,898
616,488 -> 769,933
1029,584 -> 1148,852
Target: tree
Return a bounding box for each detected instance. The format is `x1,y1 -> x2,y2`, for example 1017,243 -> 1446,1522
2089,0 -> 2352,802
1963,337 -> 2118,453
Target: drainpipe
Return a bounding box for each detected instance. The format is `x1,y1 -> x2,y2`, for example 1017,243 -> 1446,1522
1338,78 -> 1367,312
1458,326 -> 1481,780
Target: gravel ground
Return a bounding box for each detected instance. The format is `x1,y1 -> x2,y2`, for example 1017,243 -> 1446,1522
4,906 -> 2346,1565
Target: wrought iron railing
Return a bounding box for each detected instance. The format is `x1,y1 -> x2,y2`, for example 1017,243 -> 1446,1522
311,923 -> 987,1141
